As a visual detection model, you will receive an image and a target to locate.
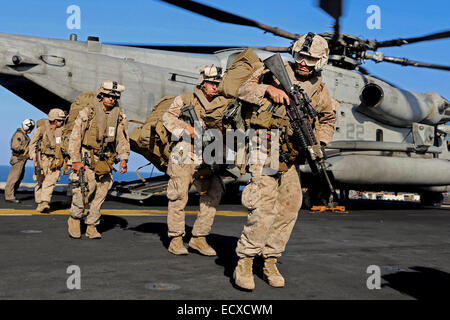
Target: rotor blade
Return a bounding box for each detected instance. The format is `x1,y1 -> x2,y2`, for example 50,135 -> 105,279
319,0 -> 343,37
254,46 -> 291,53
107,43 -> 236,53
375,30 -> 450,48
319,0 -> 343,20
159,0 -> 300,40
107,43 -> 290,54
364,52 -> 450,71
381,56 -> 450,71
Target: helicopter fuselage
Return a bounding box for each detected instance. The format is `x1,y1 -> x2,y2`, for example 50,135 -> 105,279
1,33 -> 449,200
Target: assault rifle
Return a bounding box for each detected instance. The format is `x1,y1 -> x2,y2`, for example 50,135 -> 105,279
79,151 -> 90,208
180,105 -> 225,191
96,136 -> 119,168
263,53 -> 337,207
98,136 -> 106,161
180,105 -> 215,148
34,142 -> 44,181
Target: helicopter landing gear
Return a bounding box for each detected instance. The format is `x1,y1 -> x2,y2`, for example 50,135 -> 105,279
302,182 -> 346,212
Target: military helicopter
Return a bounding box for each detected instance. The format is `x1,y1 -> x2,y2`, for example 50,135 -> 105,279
0,0 -> 449,206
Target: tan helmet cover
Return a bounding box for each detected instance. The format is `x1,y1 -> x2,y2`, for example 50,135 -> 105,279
197,65 -> 222,86
292,33 -> 329,71
98,80 -> 125,97
48,108 -> 66,121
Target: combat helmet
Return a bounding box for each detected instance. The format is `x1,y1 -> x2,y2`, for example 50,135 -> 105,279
292,32 -> 329,71
98,80 -> 125,98
48,108 -> 66,121
197,65 -> 223,86
22,118 -> 35,131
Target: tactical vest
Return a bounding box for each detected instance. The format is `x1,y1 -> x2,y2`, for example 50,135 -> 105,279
219,47 -> 329,174
36,120 -> 64,170
248,82 -> 326,172
81,102 -> 121,152
181,89 -> 233,132
39,120 -> 63,156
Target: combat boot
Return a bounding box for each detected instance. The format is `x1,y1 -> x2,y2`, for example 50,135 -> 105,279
233,257 -> 255,290
36,201 -> 50,213
67,217 -> 81,239
188,236 -> 216,256
263,257 -> 285,288
85,225 -> 102,239
168,236 -> 189,255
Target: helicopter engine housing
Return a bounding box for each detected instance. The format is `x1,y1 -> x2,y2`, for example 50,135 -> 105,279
358,83 -> 449,127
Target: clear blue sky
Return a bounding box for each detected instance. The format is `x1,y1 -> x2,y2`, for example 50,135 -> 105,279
0,0 -> 449,173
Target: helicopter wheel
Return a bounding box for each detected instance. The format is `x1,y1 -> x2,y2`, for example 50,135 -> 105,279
420,192 -> 444,207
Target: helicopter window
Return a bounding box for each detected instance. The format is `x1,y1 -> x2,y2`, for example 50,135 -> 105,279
376,129 -> 383,142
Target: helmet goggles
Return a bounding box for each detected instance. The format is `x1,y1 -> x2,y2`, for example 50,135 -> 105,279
293,52 -> 319,67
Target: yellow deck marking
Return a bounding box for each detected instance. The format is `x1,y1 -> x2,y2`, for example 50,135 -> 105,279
0,209 -> 248,216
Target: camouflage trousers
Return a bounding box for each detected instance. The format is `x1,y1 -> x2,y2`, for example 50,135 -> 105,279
69,167 -> 113,226
34,155 -> 60,204
166,161 -> 223,238
236,163 -> 302,258
4,159 -> 27,201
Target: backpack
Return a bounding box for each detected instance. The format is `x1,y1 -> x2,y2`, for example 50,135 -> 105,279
35,118 -> 47,129
129,96 -> 176,173
55,91 -> 98,175
218,49 -> 265,175
60,91 -> 97,156
218,48 -> 264,99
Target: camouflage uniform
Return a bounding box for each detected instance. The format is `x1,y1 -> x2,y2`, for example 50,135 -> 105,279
29,113 -> 65,212
163,90 -> 230,237
162,66 -> 231,255
236,61 -> 336,255
68,94 -> 130,228
233,34 -> 338,289
4,129 -> 30,201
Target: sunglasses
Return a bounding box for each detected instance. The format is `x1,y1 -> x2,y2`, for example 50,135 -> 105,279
103,94 -> 119,100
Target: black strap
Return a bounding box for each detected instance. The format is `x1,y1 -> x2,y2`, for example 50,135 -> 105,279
301,32 -> 316,53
